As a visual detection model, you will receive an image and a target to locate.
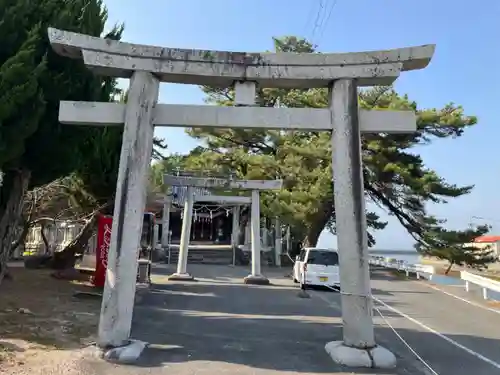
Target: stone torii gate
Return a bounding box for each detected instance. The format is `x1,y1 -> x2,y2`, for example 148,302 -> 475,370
192,194 -> 248,265
163,174 -> 282,284
161,191 -> 251,253
48,27 -> 434,367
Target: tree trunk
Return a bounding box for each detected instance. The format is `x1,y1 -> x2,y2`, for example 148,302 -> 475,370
51,214 -> 97,270
301,199 -> 335,248
0,169 -> 31,284
445,262 -> 454,275
302,226 -> 323,248
302,213 -> 331,248
41,223 -> 50,254
10,189 -> 37,255
238,206 -> 249,245
10,221 -> 29,255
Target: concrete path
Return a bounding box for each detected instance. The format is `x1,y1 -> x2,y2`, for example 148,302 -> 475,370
18,264 -> 499,375
117,264 -> 430,375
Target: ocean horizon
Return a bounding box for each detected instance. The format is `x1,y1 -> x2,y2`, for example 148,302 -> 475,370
368,249 -> 420,264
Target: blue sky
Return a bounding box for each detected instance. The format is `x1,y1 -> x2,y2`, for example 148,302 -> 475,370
103,0 -> 499,249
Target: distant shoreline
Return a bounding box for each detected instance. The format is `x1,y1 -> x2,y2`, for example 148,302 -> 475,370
369,250 -> 417,255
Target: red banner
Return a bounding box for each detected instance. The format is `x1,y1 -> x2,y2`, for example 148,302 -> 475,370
93,215 -> 113,288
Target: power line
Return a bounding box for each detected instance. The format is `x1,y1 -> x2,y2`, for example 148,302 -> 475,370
303,2 -> 319,38
316,0 -> 339,46
309,0 -> 325,45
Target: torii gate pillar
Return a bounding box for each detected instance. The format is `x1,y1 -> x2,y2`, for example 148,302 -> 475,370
169,185 -> 195,281
99,71 -> 158,349
161,196 -> 171,248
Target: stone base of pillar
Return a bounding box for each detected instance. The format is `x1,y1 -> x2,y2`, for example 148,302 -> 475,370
168,273 -> 195,281
89,340 -> 148,364
324,341 -> 396,369
243,274 -> 270,285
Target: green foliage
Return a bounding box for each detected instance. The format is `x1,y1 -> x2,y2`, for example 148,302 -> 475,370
0,0 -> 123,189
416,223 -> 496,271
73,125 -> 123,208
118,88 -> 168,162
149,153 -> 189,194
184,36 -> 479,247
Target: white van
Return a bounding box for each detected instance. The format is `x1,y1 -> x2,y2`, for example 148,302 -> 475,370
293,247 -> 340,288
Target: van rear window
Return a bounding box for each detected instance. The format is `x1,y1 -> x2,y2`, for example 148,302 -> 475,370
307,251 -> 339,266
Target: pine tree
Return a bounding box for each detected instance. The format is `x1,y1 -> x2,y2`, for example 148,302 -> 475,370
0,0 -> 123,281
185,36 -> 480,251
416,222 -> 496,274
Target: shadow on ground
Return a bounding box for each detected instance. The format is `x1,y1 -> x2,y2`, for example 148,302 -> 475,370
120,264 -> 500,375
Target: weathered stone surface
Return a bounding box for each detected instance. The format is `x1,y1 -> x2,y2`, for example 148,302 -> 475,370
48,27 -> 435,88
163,175 -> 282,190
194,194 -> 251,204
59,101 -> 417,133
103,340 -> 148,364
97,71 -> 159,348
168,273 -> 195,281
243,274 -> 270,285
325,341 -> 397,369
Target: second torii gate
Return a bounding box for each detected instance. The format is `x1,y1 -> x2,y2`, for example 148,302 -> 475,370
163,174 -> 282,284
161,192 -> 251,253
48,27 -> 434,368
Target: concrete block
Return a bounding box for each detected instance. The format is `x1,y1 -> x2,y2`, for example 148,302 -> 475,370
243,274 -> 270,285
168,272 -> 196,281
103,340 -> 148,364
325,341 -> 397,369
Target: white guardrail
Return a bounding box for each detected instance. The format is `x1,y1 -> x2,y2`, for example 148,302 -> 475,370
461,270 -> 500,300
368,256 -> 435,279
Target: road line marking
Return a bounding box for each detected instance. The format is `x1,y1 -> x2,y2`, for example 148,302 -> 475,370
373,296 -> 500,370
313,287 -> 500,370
422,283 -> 500,316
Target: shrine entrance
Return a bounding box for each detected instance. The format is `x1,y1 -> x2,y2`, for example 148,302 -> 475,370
169,200 -> 234,245
48,27 -> 434,368
162,174 -> 245,247
163,174 -> 281,282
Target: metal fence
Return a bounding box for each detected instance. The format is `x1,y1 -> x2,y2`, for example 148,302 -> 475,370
369,255 -> 435,279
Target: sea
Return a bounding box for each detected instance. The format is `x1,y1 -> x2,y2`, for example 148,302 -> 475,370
369,249 -> 500,300
368,249 -> 419,264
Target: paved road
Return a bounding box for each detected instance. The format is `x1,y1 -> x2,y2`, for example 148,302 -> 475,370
13,264 -> 499,375
366,270 -> 500,375
124,264 -> 430,375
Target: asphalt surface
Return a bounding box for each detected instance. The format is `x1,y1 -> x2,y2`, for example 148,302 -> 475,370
11,264 -> 500,375
369,270 -> 500,375
124,264 -> 430,375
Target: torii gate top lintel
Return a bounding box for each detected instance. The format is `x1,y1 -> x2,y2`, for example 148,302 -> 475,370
48,28 -> 435,88
163,175 -> 282,191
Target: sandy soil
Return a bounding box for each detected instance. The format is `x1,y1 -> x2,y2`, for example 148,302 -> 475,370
0,266 -> 102,371
421,256 -> 500,273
